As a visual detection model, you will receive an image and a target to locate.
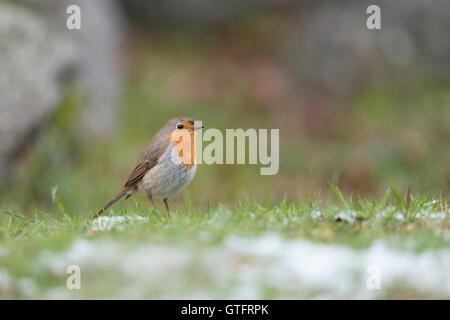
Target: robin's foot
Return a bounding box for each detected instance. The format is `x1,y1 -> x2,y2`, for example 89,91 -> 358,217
147,192 -> 155,208
163,198 -> 170,217
93,210 -> 103,219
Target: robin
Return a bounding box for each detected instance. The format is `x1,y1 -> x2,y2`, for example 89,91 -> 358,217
95,116 -> 203,218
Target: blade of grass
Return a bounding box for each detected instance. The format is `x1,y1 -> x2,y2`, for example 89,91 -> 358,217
328,182 -> 349,208
391,186 -> 405,211
51,185 -> 67,216
0,209 -> 35,223
376,188 -> 391,212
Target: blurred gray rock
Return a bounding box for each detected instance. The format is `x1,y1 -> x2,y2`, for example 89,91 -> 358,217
0,3 -> 76,182
0,0 -> 123,184
121,0 -> 450,95
121,0 -> 281,24
26,0 -> 124,136
286,0 -> 450,95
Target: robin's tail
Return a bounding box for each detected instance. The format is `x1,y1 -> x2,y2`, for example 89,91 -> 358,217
94,188 -> 129,219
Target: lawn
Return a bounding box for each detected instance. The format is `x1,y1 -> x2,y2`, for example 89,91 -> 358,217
1,188 -> 448,299
1,2 -> 449,301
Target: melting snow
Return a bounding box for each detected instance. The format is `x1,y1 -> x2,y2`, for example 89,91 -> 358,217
0,268 -> 14,294
37,234 -> 450,299
334,210 -> 358,223
91,215 -> 149,231
413,210 -> 447,220
310,210 -> 324,219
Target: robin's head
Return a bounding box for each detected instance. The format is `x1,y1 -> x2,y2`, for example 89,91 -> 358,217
155,116 -> 201,141
160,117 -> 203,168
174,117 -> 203,132
162,117 -> 203,135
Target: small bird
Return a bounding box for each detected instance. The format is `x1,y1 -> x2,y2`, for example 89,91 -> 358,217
95,116 -> 203,218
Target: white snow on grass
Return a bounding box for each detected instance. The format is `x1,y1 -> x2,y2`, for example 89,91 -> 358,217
413,210 -> 447,220
0,268 -> 14,294
348,206 -> 448,223
16,277 -> 39,297
310,210 -> 324,219
334,210 -> 358,223
222,235 -> 450,299
37,234 -> 450,299
394,212 -> 406,221
91,215 -> 149,231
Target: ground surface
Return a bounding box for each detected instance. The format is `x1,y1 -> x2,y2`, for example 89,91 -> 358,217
0,189 -> 449,299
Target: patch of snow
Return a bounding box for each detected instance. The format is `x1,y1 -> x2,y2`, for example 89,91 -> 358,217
17,278 -> 38,297
375,206 -> 447,222
334,210 -> 358,223
376,211 -> 386,219
222,235 -> 450,299
0,268 -> 14,294
376,206 -> 396,219
41,239 -> 124,274
36,234 -> 450,299
310,210 -> 324,219
91,215 -> 148,231
121,246 -> 190,281
45,287 -> 75,300
414,210 -> 447,221
424,200 -> 440,207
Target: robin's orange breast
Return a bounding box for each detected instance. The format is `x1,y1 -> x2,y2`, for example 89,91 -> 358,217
165,129 -> 197,169
137,143 -> 197,199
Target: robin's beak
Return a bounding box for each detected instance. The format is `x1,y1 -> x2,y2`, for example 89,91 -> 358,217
192,125 -> 204,131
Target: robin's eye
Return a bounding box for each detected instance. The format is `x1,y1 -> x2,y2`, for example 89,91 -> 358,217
177,124 -> 184,129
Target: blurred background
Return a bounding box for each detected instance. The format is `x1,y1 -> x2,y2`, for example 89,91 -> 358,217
0,0 -> 449,214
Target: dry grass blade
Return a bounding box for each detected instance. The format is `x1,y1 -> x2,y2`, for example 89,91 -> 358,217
406,186 -> 412,220
0,209 -> 35,223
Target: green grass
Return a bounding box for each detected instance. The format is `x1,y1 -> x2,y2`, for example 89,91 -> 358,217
0,10 -> 448,300
0,188 -> 449,299
0,28 -> 449,299
1,33 -> 449,214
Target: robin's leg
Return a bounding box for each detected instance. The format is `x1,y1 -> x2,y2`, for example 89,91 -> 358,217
147,191 -> 155,208
163,198 -> 171,217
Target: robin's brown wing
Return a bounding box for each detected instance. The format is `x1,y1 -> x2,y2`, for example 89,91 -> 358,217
124,159 -> 156,188
124,136 -> 170,188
